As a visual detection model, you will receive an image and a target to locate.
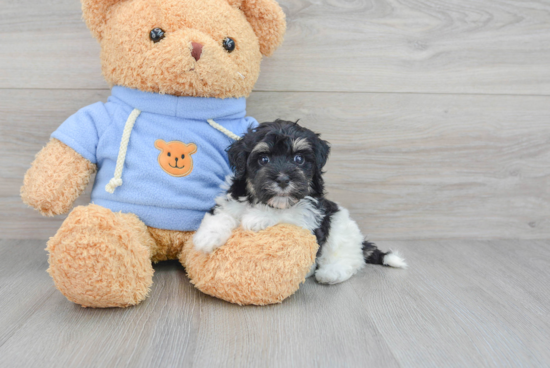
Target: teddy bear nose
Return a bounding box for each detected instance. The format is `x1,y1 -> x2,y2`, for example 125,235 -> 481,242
191,42 -> 203,61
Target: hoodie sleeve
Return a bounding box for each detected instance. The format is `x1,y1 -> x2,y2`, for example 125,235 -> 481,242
51,102 -> 113,164
245,116 -> 259,130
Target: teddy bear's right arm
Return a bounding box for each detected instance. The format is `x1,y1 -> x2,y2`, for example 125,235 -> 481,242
21,138 -> 97,216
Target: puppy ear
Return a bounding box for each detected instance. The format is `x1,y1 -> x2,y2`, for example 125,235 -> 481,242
227,136 -> 250,181
315,136 -> 331,169
82,0 -> 126,40
236,0 -> 286,57
308,136 -> 330,197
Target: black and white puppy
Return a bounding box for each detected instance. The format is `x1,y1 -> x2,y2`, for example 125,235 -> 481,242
193,120 -> 406,284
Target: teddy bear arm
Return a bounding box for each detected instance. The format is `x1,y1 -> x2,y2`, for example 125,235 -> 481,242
21,138 -> 96,216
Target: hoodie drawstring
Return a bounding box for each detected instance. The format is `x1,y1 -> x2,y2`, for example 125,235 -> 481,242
105,109 -> 141,193
207,119 -> 242,141
105,110 -> 240,194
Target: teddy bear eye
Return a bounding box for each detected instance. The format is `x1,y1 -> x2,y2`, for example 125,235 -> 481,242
150,28 -> 165,43
181,154 -> 185,159
167,152 -> 171,157
222,37 -> 236,53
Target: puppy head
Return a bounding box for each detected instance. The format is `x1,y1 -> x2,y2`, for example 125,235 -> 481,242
227,120 -> 330,208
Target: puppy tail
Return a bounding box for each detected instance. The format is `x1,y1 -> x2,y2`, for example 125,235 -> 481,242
362,241 -> 407,269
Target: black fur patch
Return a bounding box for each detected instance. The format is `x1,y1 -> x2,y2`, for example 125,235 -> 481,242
362,240 -> 390,266
313,198 -> 340,257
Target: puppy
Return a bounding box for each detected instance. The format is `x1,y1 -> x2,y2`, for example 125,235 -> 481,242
193,120 -> 406,284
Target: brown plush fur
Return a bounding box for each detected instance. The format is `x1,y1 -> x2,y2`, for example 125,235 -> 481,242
83,0 -> 286,98
148,227 -> 194,263
47,204 -> 155,308
182,224 -> 318,306
46,203 -> 195,308
239,0 -> 286,57
21,139 -> 96,216
23,0 -> 314,308
47,205 -> 315,307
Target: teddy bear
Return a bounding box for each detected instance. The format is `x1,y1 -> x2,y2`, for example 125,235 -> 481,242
21,0 -> 318,307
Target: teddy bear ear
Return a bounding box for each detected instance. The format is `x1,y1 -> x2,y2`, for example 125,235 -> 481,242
236,0 -> 286,57
154,139 -> 167,151
81,0 -> 125,40
186,143 -> 198,155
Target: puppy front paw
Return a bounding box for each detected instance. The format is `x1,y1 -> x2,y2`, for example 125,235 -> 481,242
241,213 -> 276,232
315,264 -> 355,285
193,227 -> 231,254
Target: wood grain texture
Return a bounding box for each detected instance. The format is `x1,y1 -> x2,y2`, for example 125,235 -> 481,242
0,240 -> 56,347
354,239 -> 550,367
0,240 -> 202,367
2,89 -> 549,240
1,239 -> 549,367
1,0 -> 550,94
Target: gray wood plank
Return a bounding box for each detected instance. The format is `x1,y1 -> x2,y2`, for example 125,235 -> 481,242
1,239 -> 549,367
191,281 -> 399,368
2,89 -> 550,240
0,242 -> 202,367
0,239 -> 56,347
353,239 -> 550,367
1,0 -> 550,94
0,239 -> 399,368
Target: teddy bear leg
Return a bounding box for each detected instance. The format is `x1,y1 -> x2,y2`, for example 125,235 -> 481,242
147,227 -> 194,263
181,224 -> 319,306
47,204 -> 156,308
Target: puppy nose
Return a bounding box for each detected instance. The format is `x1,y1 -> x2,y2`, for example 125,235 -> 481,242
276,174 -> 290,189
191,42 -> 203,61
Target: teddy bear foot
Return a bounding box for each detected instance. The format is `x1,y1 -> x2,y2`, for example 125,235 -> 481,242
182,224 -> 318,306
47,204 -> 155,308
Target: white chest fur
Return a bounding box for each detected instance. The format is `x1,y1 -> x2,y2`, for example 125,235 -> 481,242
240,198 -> 323,233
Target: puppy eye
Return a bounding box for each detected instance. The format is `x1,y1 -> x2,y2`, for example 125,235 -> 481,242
167,152 -> 171,157
294,154 -> 305,165
258,155 -> 270,166
150,28 -> 165,43
181,154 -> 185,159
222,37 -> 236,53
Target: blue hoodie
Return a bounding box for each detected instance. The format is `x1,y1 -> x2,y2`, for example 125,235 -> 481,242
52,86 -> 257,231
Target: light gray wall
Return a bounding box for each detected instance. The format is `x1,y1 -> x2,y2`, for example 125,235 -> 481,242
1,0 -> 549,240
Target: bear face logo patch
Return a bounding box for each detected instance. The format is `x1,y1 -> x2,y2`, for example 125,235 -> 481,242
155,139 -> 197,177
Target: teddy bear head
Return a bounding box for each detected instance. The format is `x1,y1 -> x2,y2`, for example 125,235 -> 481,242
82,0 -> 286,98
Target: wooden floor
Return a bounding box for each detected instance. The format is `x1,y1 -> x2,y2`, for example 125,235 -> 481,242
2,0 -> 550,366
0,239 -> 548,368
